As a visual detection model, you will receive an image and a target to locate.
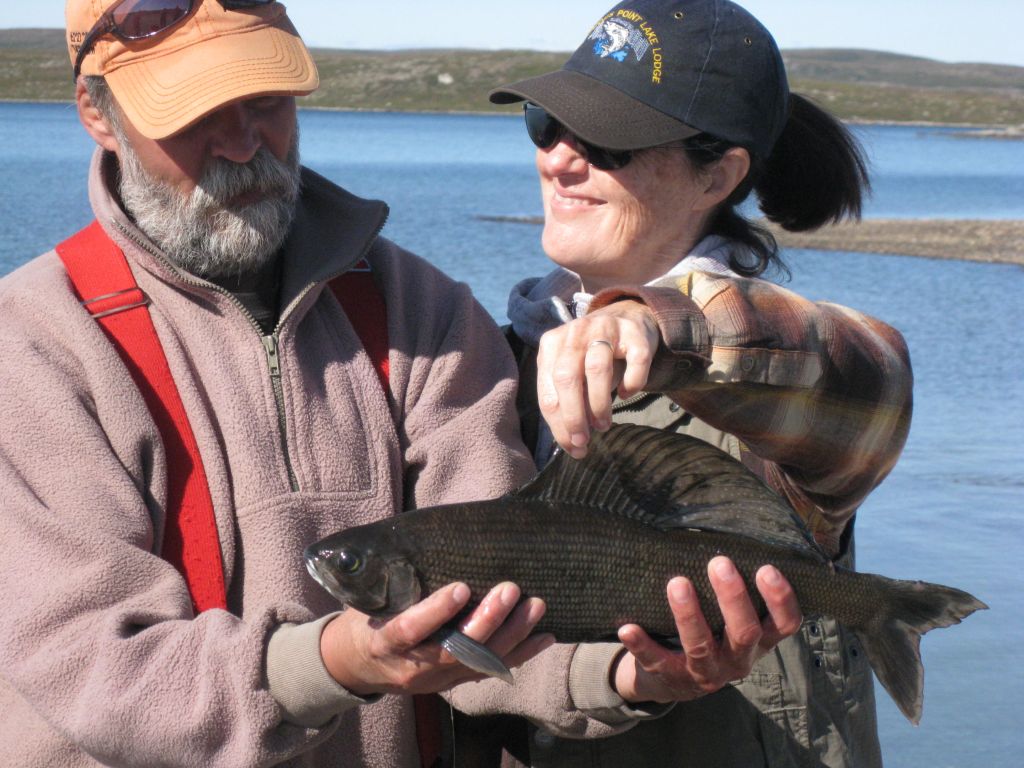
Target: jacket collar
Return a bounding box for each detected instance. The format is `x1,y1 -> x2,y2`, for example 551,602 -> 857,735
506,236 -> 741,349
506,269 -> 580,348
88,149 -> 389,310
278,166 -> 389,304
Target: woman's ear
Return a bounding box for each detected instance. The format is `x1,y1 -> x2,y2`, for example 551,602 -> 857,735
695,147 -> 751,211
76,78 -> 121,153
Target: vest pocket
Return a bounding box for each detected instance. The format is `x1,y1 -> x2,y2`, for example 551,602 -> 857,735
733,665 -> 812,765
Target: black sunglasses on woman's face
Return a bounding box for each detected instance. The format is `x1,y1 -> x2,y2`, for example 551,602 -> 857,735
523,103 -> 634,171
72,0 -> 275,80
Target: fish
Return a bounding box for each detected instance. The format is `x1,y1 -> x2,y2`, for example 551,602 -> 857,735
304,423 -> 986,724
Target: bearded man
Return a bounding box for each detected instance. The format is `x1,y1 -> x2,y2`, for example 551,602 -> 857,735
0,2 -> 551,765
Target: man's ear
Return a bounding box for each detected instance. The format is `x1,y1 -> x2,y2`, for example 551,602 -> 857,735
76,79 -> 120,153
694,147 -> 751,212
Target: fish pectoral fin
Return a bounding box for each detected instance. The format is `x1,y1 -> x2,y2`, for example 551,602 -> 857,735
433,627 -> 513,685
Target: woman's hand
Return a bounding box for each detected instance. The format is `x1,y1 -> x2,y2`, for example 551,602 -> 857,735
613,557 -> 803,704
537,299 -> 660,458
320,582 -> 552,697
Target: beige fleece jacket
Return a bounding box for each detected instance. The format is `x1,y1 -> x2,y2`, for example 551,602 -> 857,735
0,150 -> 563,767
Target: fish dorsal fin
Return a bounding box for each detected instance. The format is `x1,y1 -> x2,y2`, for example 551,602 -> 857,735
512,423 -> 827,559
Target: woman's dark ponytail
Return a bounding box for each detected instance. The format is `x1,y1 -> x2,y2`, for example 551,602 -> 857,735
756,93 -> 871,231
683,92 -> 871,277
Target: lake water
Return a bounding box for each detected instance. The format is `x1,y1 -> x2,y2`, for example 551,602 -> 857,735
2,103 -> 1022,766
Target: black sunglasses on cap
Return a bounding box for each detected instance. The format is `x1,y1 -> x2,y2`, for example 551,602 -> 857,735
72,0 -> 275,80
523,103 -> 633,171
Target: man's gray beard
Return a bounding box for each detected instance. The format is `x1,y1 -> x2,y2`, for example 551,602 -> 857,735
117,134 -> 302,279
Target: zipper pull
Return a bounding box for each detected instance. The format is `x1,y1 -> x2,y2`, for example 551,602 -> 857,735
262,334 -> 281,377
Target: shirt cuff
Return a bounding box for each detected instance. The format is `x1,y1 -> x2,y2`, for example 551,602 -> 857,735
266,613 -> 381,728
568,643 -> 675,725
589,286 -> 710,392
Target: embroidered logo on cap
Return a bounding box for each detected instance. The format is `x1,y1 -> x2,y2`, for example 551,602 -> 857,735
587,9 -> 664,84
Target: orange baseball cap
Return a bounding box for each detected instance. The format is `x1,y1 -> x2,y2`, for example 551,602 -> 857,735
66,1 -> 319,139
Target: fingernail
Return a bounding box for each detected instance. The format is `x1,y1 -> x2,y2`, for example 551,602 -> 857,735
570,432 -> 589,448
712,558 -> 737,581
500,583 -> 519,608
669,578 -> 691,604
528,598 -> 547,622
761,565 -> 782,586
452,584 -> 470,605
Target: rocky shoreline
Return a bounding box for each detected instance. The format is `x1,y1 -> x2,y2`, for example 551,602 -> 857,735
767,219 -> 1024,265
477,216 -> 1024,266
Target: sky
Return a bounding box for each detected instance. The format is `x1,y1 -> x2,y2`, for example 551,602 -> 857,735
4,1 -> 1024,68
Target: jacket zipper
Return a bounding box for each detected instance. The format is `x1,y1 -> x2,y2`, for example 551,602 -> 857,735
112,220 -> 307,491
612,390 -> 651,411
114,211 -> 389,495
262,333 -> 299,491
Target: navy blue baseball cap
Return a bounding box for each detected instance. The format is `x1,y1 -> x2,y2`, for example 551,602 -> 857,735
490,0 -> 790,158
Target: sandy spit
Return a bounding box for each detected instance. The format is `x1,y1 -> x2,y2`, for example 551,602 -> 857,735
767,219 -> 1024,265
477,216 -> 1024,266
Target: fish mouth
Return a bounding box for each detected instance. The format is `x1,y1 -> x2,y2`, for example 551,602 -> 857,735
304,554 -> 350,604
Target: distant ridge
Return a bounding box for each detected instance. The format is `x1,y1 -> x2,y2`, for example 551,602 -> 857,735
2,28 -> 1022,126
783,48 -> 1024,90
0,28 -> 64,49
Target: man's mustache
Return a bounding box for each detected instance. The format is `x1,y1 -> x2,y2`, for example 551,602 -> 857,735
195,147 -> 300,208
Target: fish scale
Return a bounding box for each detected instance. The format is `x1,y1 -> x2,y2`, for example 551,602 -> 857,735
409,504 -> 682,637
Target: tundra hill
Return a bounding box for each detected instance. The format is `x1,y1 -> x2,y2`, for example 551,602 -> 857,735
780,48 -> 1024,126
782,48 -> 1024,90
2,29 -> 1021,126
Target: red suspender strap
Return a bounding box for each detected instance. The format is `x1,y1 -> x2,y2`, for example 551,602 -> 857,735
56,221 -> 227,614
328,260 -> 390,390
331,265 -> 444,768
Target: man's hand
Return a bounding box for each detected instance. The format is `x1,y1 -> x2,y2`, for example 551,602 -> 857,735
613,557 -> 803,703
536,300 -> 660,459
320,582 -> 552,697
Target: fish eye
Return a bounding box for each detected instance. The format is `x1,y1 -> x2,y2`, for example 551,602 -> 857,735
336,549 -> 364,575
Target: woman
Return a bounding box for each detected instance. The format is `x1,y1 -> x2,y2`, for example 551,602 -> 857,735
454,1 -> 913,766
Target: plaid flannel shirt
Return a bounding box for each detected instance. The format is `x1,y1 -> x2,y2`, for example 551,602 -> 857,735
591,271 -> 913,554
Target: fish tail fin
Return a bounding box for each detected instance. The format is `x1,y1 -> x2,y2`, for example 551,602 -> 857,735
856,576 -> 987,725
